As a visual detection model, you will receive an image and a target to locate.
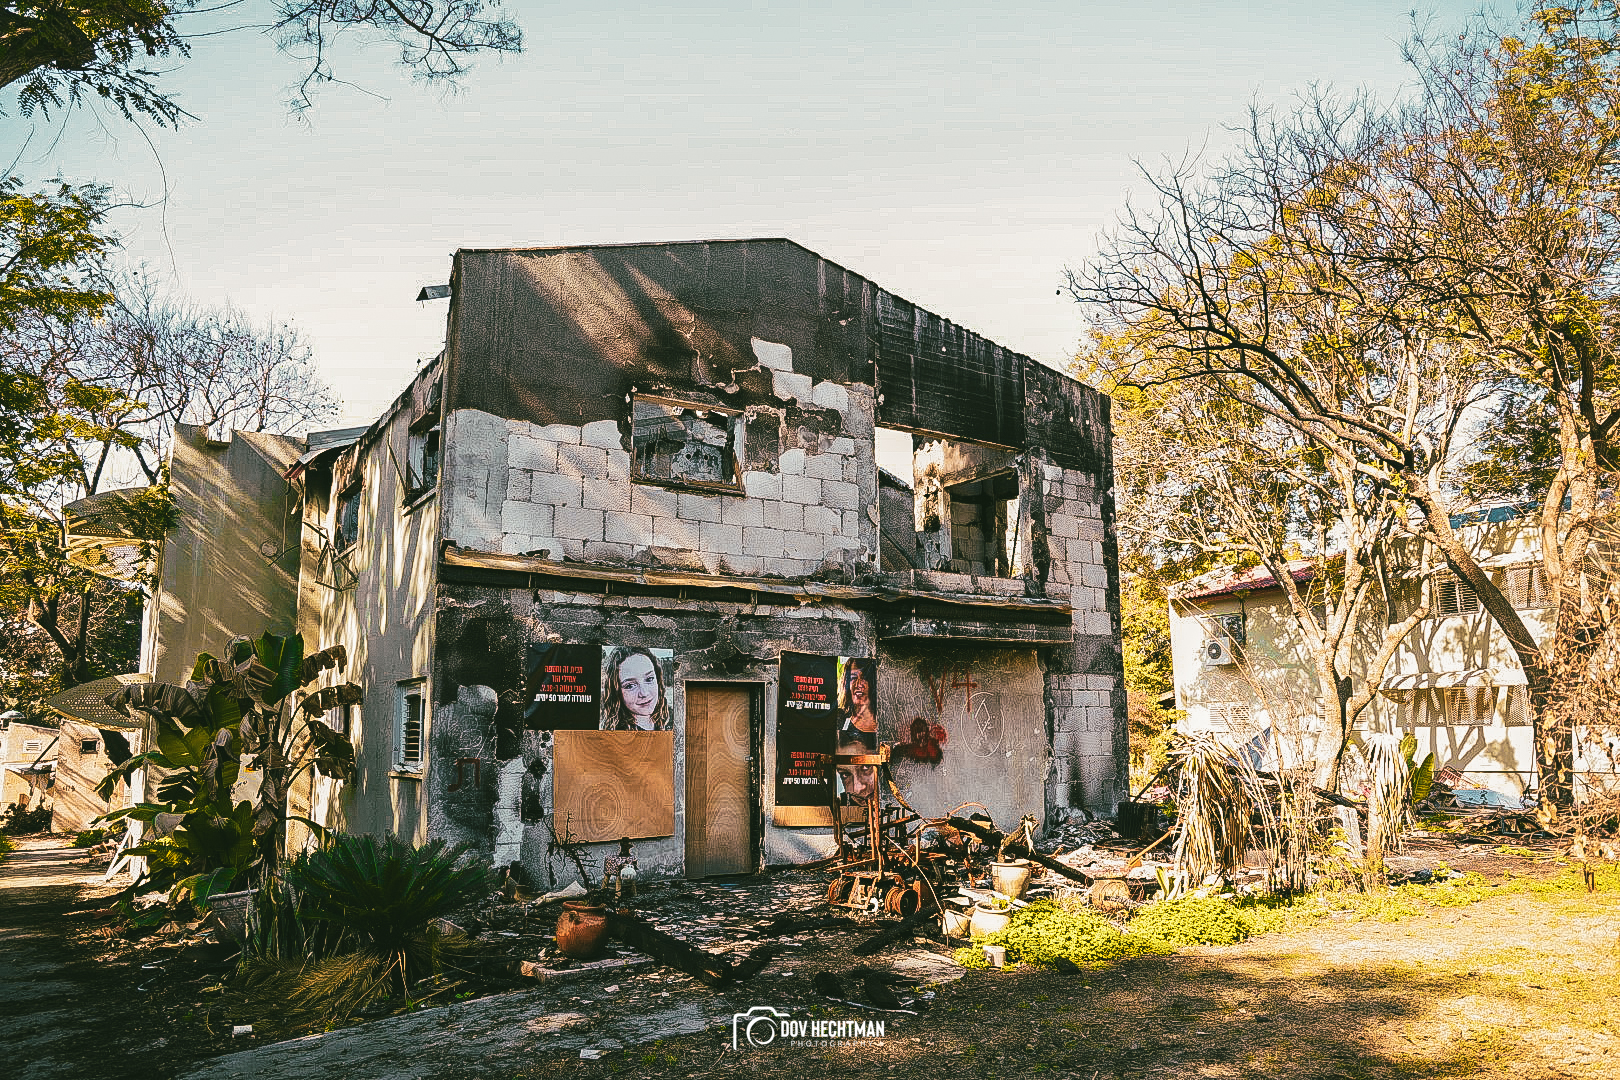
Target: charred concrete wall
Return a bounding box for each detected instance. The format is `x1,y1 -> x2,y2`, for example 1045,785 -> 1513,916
441,243 -> 885,581
428,579 -> 872,881
1024,366 -> 1127,813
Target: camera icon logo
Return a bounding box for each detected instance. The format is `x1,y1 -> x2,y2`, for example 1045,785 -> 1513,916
732,1005 -> 789,1049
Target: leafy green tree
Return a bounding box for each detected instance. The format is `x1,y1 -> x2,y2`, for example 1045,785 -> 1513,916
2,1 -> 523,125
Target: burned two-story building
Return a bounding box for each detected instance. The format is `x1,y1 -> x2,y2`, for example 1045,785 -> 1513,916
141,239 -> 1126,885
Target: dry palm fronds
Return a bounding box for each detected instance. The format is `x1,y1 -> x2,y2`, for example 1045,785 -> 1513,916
1167,733 -> 1261,887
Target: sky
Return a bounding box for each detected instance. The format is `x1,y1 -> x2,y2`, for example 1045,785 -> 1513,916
5,1 -> 1513,430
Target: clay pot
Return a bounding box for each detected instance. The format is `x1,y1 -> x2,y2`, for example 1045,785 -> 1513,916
556,901 -> 610,960
970,902 -> 1012,937
940,900 -> 972,937
989,860 -> 1032,899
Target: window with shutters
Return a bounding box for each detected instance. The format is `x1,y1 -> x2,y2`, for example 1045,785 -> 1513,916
396,680 -> 425,770
1429,572 -> 1480,618
1504,564 -> 1549,610
1206,701 -> 1252,731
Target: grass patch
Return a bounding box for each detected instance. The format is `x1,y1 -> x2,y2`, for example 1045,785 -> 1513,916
953,900 -> 1168,969
0,833 -> 15,864
1129,895 -> 1251,945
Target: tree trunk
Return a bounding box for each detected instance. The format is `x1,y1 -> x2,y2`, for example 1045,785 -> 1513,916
1407,478 -> 1572,812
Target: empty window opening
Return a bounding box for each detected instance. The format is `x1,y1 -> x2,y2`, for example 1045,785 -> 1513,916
945,471 -> 1020,577
406,418 -> 441,499
80,738 -> 99,755
397,682 -> 425,769
335,484 -> 361,550
632,396 -> 742,491
910,435 -> 1023,578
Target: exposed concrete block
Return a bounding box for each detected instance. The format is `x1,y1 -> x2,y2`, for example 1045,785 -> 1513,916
776,502 -> 804,533
840,386 -> 876,439
803,504 -> 840,536
631,484 -> 680,517
743,472 -> 780,500
677,492 -> 723,523
778,448 -> 806,475
506,469 -> 532,502
842,510 -> 861,537
829,436 -> 856,456
653,517 -> 699,549
604,448 -> 632,481
781,474 -> 821,505
583,540 -> 634,562
498,532 -> 537,555
447,408 -> 509,465
502,500 -> 554,538
583,482 -> 631,513
558,444 -> 610,480
580,420 -> 624,450
804,453 -> 845,481
744,526 -> 785,557
701,521 -> 744,555
820,480 -> 857,510
783,530 -> 823,559
1076,517 -> 1106,541
530,472 -> 584,507
751,337 -> 793,371
718,554 -> 764,575
1080,610 -> 1113,636
720,498 -> 765,528
605,511 -> 654,546
812,381 -> 849,411
541,423 -> 583,445
1048,513 -> 1081,539
771,369 -> 813,403
1079,563 -> 1109,589
509,438 -> 558,473
555,507 -> 604,542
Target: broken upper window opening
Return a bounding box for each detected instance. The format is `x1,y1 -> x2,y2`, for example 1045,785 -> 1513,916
946,471 -> 1020,577
406,416 -> 441,501
631,395 -> 743,493
335,484 -> 361,550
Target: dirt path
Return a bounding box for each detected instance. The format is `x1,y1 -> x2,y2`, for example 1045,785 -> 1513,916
0,837 -> 234,1080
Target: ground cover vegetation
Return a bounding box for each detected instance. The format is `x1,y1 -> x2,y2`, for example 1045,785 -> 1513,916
1088,2 -> 1620,825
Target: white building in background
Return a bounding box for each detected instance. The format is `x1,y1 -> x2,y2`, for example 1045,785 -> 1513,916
1166,503 -> 1613,801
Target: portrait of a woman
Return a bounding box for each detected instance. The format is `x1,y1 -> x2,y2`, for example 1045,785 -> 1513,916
836,657 -> 877,751
601,646 -> 673,731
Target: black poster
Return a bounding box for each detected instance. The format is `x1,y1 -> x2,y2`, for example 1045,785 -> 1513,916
523,643 -> 603,730
774,652 -> 839,807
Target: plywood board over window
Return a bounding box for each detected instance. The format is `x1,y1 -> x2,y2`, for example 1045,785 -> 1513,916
552,730 -> 675,842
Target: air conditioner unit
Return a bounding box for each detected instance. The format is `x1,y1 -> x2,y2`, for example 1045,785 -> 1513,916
1201,635 -> 1238,666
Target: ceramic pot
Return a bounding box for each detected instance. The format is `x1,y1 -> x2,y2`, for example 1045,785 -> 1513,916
970,902 -> 1012,937
204,889 -> 257,942
556,901 -> 610,959
940,902 -> 972,937
989,860 -> 1032,899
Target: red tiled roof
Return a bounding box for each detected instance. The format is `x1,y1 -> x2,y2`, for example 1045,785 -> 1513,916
1174,559 -> 1318,602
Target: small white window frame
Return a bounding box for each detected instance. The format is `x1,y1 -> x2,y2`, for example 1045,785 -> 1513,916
395,679 -> 427,771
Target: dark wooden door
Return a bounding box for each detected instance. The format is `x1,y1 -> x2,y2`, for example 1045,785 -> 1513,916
684,684 -> 754,877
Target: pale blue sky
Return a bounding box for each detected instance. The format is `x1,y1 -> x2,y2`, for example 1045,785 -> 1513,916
5,1 -> 1507,427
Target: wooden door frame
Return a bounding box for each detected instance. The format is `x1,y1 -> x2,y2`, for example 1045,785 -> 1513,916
684,680 -> 764,877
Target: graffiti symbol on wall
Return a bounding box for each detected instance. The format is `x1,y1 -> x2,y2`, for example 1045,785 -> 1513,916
965,693 -> 1004,757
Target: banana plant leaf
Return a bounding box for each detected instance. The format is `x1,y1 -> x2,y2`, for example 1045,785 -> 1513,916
299,644 -> 348,687
297,681 -> 363,717
303,718 -> 356,781
249,632 -> 306,706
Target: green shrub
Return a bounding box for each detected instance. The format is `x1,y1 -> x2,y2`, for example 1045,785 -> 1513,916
955,900 -> 1166,969
0,833 -> 15,862
73,828 -> 112,848
1,803 -> 53,834
1129,895 -> 1250,946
